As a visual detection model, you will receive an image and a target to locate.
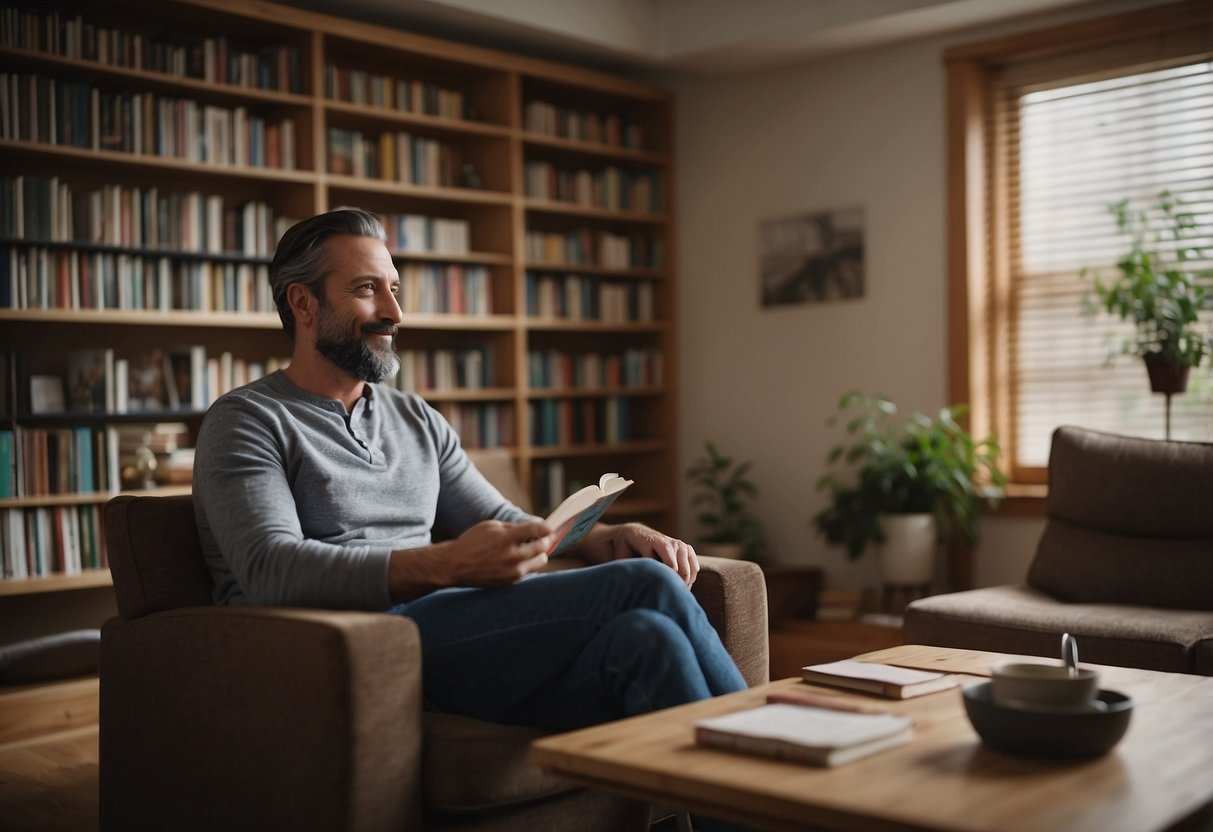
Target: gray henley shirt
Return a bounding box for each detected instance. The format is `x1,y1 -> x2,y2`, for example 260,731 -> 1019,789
193,370 -> 529,609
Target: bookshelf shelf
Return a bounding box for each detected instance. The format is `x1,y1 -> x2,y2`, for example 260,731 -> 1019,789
524,201 -> 669,224
0,309 -> 283,328
0,484 -> 192,510
1,0 -> 675,600
323,100 -> 514,139
526,386 -> 665,399
0,569 -> 112,596
0,140 -> 314,182
0,46 -> 314,106
522,132 -> 667,165
529,440 -> 668,459
323,174 -> 512,203
524,320 -> 669,333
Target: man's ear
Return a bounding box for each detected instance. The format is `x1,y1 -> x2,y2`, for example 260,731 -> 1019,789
287,283 -> 317,330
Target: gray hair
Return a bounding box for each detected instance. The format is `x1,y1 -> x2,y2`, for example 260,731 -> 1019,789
269,208 -> 387,339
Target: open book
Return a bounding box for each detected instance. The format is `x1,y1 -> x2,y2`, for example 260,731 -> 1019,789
544,473 -> 633,555
695,703 -> 912,767
801,660 -> 960,700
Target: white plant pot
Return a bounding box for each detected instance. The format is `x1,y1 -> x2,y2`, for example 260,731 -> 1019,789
877,513 -> 937,585
697,542 -> 745,560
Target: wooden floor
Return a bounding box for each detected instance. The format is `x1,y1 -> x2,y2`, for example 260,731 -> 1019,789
0,620 -> 901,830
0,726 -> 99,832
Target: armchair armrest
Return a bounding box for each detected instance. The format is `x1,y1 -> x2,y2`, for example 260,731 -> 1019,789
693,557 -> 770,686
100,607 -> 422,832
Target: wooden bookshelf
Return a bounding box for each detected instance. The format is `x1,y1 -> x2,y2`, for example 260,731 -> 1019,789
0,0 -> 676,595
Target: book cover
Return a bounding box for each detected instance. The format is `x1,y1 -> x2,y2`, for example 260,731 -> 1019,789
694,703 -> 912,767
544,472 -> 632,555
801,660 -> 960,700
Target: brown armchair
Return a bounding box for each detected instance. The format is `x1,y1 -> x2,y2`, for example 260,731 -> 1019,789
100,482 -> 768,831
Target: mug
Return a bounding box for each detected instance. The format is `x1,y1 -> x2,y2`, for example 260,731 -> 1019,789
991,662 -> 1100,712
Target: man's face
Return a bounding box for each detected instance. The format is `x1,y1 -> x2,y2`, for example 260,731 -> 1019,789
313,235 -> 402,384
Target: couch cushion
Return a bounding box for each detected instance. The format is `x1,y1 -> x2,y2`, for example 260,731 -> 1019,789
1028,427 -> 1213,610
422,712 -> 573,813
903,585 -> 1213,674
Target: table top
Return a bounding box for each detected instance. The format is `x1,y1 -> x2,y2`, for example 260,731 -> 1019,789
531,644 -> 1213,832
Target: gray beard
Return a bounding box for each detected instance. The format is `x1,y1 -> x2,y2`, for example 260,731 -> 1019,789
315,310 -> 400,384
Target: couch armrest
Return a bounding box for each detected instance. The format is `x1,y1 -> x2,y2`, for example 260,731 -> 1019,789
100,607 -> 422,832
693,557 -> 769,686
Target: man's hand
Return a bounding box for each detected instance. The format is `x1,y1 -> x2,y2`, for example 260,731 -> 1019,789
580,522 -> 699,588
388,519 -> 552,601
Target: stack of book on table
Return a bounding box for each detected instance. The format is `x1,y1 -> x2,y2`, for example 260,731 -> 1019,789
694,703 -> 913,767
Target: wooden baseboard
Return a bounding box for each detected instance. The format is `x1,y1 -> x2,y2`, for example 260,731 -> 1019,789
0,676 -> 99,749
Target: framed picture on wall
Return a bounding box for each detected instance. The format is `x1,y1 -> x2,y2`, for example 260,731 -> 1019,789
758,206 -> 864,307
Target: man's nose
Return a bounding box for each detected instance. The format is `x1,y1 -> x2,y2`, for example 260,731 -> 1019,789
379,284 -> 403,323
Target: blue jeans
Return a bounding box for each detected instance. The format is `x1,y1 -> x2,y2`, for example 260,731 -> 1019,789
389,558 -> 747,731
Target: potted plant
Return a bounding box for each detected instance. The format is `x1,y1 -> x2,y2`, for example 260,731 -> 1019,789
1087,190 -> 1212,395
812,392 -> 1005,584
686,440 -> 764,559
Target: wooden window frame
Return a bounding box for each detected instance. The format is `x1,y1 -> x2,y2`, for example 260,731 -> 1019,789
945,0 -> 1212,516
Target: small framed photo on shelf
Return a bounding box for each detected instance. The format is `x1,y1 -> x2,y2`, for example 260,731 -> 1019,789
759,206 -> 865,308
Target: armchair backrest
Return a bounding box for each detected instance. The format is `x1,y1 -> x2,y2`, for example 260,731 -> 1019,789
1027,426 -> 1213,610
105,494 -> 213,620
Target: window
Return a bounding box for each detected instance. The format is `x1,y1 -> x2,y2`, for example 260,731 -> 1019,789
947,1 -> 1212,491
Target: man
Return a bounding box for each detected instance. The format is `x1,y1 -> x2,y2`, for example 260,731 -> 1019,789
193,208 -> 746,732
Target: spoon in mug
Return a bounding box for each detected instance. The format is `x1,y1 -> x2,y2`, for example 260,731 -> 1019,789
1062,632 -> 1078,677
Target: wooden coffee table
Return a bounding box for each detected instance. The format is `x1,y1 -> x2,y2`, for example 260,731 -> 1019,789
532,645 -> 1213,832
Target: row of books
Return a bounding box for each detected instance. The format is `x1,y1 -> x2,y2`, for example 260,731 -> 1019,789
0,420 -> 193,500
0,425 -> 111,498
0,8 -> 304,93
0,73 -> 297,169
1,504 -> 107,579
390,347 -> 494,392
398,263 -> 494,315
431,402 -> 514,450
531,459 -> 567,516
382,213 -> 470,256
525,272 -> 656,323
529,397 -> 632,447
326,127 -> 459,186
523,100 -> 644,150
325,66 -> 470,120
1,176 -> 290,257
524,162 -> 663,213
525,230 -> 665,270
527,349 -> 664,390
49,348 -> 287,416
1,247 -> 274,314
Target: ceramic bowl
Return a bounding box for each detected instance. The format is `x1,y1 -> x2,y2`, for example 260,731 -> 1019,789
962,681 -> 1133,759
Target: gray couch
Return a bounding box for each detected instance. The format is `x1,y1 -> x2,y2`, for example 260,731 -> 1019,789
904,426 -> 1213,675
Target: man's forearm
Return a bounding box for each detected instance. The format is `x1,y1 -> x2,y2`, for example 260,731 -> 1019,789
387,541 -> 457,603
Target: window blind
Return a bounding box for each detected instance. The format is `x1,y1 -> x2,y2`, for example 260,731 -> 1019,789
1008,60 -> 1213,468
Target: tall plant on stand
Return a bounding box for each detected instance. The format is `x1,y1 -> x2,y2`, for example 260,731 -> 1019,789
1086,191 -> 1213,437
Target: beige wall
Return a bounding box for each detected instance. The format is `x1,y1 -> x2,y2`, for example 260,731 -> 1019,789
665,0 -> 1163,591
